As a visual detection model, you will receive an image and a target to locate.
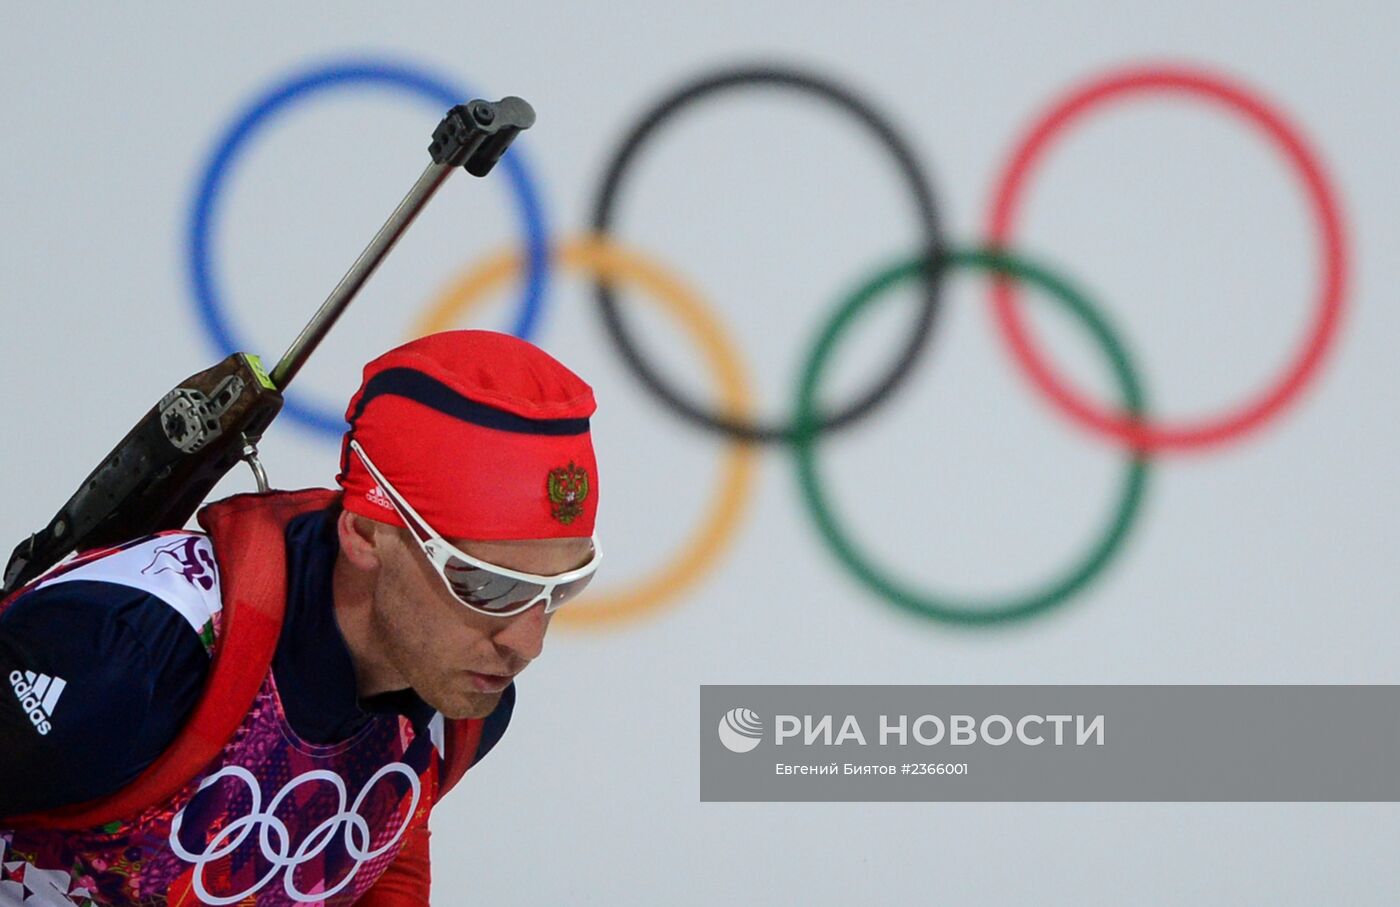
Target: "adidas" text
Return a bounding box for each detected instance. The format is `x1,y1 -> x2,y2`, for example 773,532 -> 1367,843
9,669 -> 65,736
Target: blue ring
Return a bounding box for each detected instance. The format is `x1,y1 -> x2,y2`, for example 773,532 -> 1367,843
186,57 -> 551,438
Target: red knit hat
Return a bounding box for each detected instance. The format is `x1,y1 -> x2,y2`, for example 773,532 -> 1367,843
336,331 -> 598,540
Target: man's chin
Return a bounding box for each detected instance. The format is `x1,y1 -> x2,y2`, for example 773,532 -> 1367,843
429,687 -> 502,720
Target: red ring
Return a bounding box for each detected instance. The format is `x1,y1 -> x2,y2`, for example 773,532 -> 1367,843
986,64 -> 1348,452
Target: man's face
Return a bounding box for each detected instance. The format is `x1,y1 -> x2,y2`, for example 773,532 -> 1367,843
370,527 -> 594,719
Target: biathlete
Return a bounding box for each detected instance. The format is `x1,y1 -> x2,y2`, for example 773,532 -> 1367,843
0,329 -> 601,905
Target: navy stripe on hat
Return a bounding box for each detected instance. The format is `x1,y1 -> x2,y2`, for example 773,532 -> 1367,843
348,368 -> 592,436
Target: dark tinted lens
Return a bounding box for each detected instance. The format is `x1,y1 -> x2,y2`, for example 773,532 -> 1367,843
544,572 -> 596,611
443,559 -> 547,613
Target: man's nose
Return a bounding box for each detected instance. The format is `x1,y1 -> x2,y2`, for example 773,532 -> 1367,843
491,601 -> 550,662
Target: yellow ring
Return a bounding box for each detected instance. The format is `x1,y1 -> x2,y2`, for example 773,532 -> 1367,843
411,236 -> 759,628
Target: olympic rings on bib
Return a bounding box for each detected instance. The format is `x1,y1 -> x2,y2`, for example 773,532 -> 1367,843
413,237 -> 759,627
987,64 -> 1348,452
168,763 -> 421,904
589,64 -> 947,444
186,57 -> 552,439
793,249 -> 1150,625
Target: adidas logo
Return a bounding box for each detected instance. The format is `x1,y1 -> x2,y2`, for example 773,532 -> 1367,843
8,670 -> 65,736
366,482 -> 394,512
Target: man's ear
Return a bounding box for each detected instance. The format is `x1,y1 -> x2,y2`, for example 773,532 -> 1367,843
337,509 -> 385,571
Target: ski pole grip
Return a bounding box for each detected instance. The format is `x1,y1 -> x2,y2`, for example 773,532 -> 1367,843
429,97 -> 536,176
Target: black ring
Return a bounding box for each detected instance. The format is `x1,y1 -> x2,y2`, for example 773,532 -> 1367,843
589,63 -> 946,443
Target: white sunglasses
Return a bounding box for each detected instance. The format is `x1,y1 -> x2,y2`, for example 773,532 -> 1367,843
349,440 -> 601,618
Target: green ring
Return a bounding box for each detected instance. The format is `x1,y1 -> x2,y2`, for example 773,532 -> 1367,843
791,248 -> 1151,626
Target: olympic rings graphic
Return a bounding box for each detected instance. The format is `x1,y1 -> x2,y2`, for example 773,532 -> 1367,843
589,65 -> 946,443
186,57 -> 551,438
168,762 -> 421,904
793,249 -> 1150,625
186,58 -> 1349,627
413,237 -> 759,627
987,65 -> 1347,452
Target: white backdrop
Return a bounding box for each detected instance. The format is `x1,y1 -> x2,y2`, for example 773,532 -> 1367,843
2,2 -> 1397,904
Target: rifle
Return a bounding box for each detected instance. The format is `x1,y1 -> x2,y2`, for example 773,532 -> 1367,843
1,97 -> 536,596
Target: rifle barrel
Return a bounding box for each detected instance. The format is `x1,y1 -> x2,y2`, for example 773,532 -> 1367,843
270,160 -> 454,390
